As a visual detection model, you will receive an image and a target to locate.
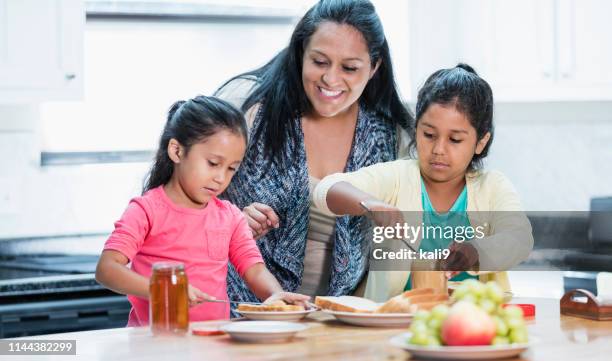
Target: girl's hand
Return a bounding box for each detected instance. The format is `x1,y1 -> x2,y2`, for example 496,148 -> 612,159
188,284 -> 215,307
361,199 -> 406,228
440,242 -> 479,278
243,202 -> 280,239
263,291 -> 311,308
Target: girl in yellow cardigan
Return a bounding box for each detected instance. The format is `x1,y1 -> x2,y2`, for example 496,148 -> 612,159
313,64 -> 533,301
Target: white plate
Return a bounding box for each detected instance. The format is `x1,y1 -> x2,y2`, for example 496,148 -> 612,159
220,321 -> 308,343
237,308 -> 316,321
323,310 -> 413,327
389,332 -> 532,360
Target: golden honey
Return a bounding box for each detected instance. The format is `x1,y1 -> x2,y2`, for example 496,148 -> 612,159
149,262 -> 189,335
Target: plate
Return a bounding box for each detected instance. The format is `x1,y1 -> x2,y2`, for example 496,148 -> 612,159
389,332 -> 532,360
219,321 -> 308,343
237,308 -> 316,321
322,310 -> 413,327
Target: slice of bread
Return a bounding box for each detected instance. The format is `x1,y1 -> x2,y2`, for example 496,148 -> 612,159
315,288 -> 449,314
315,296 -> 378,313
409,300 -> 448,312
376,289 -> 449,313
375,295 -> 412,313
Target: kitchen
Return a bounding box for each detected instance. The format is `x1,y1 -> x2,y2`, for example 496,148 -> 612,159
1,0 -> 611,359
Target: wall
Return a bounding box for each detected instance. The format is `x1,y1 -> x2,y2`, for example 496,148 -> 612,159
2,101 -> 611,244
489,102 -> 612,211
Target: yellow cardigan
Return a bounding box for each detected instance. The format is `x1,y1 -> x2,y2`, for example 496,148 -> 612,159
313,159 -> 534,302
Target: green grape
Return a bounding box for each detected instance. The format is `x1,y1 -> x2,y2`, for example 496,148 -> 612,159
451,285 -> 470,300
493,315 -> 509,336
425,336 -> 442,346
505,316 -> 524,329
492,336 -> 510,346
509,326 -> 529,344
427,317 -> 442,332
430,304 -> 450,321
459,293 -> 478,304
465,279 -> 486,298
504,305 -> 524,319
495,304 -> 506,316
479,298 -> 496,314
485,281 -> 504,304
414,310 -> 431,322
410,320 -> 428,334
409,331 -> 430,346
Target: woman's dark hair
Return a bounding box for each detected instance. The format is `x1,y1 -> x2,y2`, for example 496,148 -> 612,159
143,95 -> 247,193
216,0 -> 412,166
410,63 -> 494,170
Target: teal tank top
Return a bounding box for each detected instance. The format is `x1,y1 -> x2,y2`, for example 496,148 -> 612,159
404,179 -> 478,290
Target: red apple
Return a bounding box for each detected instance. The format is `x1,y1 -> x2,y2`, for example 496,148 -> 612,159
441,301 -> 496,346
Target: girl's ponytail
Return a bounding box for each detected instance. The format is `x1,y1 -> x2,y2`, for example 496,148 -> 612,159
143,100 -> 186,193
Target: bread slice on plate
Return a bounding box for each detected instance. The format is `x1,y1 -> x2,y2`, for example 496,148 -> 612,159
316,288 -> 449,314
314,296 -> 379,313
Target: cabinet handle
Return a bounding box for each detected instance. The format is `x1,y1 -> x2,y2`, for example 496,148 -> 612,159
65,73 -> 76,80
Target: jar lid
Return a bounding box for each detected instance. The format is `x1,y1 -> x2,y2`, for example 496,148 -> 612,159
152,261 -> 185,271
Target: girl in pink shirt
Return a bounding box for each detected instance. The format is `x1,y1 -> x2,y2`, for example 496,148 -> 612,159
95,95 -> 309,326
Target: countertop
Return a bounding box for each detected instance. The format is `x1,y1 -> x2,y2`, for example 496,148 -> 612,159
3,298 -> 612,360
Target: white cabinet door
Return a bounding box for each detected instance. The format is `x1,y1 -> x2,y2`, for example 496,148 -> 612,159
559,0 -> 612,87
408,0 -> 612,101
0,0 -> 83,103
482,0 -> 556,91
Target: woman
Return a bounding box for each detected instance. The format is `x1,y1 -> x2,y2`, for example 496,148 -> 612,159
216,0 -> 413,307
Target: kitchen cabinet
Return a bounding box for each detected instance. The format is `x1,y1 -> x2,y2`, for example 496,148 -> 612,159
409,0 -> 612,101
0,0 -> 84,103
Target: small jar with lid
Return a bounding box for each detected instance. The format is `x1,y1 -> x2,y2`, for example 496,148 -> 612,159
149,262 -> 189,335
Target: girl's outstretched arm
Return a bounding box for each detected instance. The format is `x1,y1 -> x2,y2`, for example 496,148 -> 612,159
243,263 -> 310,305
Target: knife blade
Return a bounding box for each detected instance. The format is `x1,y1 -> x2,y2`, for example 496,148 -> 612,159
203,299 -> 263,305
359,200 -> 418,253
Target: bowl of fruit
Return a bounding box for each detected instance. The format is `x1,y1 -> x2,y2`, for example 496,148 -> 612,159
389,280 -> 533,360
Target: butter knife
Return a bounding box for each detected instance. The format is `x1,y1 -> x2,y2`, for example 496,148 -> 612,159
359,200 -> 418,253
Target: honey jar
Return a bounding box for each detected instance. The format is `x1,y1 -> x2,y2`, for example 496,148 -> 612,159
149,262 -> 189,335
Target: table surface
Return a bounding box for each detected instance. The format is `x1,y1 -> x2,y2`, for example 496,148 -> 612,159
4,297 -> 612,361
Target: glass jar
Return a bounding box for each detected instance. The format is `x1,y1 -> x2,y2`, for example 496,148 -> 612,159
149,262 -> 189,335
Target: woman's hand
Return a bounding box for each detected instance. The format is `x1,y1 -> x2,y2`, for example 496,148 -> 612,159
263,291 -> 311,308
243,202 -> 280,239
361,199 -> 406,228
188,284 -> 216,307
440,242 -> 479,278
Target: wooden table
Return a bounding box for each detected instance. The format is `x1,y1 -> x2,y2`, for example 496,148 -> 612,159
3,298 -> 611,360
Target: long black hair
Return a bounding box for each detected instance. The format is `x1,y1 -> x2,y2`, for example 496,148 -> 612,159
143,95 -> 247,193
410,63 -> 494,170
216,0 -> 412,165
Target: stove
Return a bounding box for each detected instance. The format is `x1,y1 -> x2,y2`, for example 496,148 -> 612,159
0,254 -> 130,338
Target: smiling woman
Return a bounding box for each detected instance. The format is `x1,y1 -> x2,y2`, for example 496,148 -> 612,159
215,0 -> 414,312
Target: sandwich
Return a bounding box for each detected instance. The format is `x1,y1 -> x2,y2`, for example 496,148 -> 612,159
237,300 -> 305,312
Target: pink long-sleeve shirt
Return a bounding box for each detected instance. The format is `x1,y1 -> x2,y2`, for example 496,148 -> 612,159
103,186 -> 263,326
